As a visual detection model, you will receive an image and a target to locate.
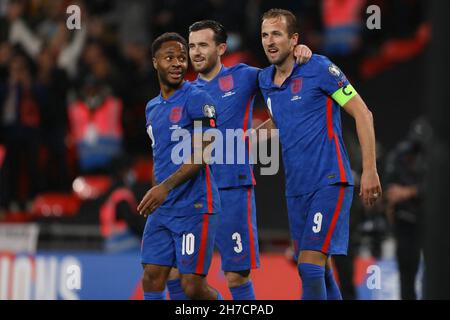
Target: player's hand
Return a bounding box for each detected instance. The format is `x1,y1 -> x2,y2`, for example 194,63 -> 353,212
294,44 -> 312,65
137,184 -> 169,217
360,168 -> 382,207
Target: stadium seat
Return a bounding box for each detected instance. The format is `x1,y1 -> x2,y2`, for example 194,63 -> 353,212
131,158 -> 153,184
72,175 -> 112,200
31,193 -> 81,218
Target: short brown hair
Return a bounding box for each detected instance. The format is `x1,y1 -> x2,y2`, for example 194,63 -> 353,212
189,20 -> 228,45
261,8 -> 298,36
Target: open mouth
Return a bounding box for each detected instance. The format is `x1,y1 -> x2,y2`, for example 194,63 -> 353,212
169,71 -> 183,80
268,47 -> 278,54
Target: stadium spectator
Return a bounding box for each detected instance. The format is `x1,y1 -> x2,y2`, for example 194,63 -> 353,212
383,117 -> 430,300
76,40 -> 121,96
6,0 -> 42,59
119,39 -> 158,155
0,52 -> 41,211
321,0 -> 365,57
35,46 -> 70,191
68,75 -> 123,175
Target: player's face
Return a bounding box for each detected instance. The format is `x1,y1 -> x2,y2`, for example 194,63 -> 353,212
153,41 -> 188,88
189,29 -> 223,74
261,17 -> 298,66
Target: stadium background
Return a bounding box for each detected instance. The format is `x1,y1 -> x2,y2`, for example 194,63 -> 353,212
0,0 -> 448,300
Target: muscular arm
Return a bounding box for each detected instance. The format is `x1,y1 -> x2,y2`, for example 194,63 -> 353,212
253,113 -> 278,145
138,131 -> 213,216
151,169 -> 156,187
254,117 -> 277,131
342,94 -> 382,206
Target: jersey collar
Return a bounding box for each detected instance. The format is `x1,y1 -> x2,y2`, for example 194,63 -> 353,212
268,63 -> 301,90
194,64 -> 227,86
158,81 -> 190,103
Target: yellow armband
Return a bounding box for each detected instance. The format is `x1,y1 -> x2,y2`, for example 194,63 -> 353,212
331,84 -> 357,107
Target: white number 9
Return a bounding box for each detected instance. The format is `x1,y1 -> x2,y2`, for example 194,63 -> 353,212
312,212 -> 323,233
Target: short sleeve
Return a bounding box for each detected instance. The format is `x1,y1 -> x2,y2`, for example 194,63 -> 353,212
242,65 -> 261,93
186,88 -> 218,130
144,100 -> 156,147
145,101 -> 152,128
317,56 -> 357,107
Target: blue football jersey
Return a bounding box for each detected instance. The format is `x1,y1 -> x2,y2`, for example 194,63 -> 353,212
145,81 -> 220,216
258,54 -> 354,196
192,64 -> 259,189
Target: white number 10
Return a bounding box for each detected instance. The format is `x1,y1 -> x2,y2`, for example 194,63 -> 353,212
182,233 -> 195,255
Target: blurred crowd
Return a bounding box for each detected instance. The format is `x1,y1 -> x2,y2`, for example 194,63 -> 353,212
0,0 -> 430,300
0,0 -> 428,211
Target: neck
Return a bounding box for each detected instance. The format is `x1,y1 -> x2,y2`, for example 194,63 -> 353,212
161,81 -> 183,100
275,54 -> 295,78
199,61 -> 222,81
273,54 -> 295,87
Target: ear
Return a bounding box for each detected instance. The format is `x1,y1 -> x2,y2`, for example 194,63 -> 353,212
152,57 -> 157,70
291,33 -> 299,48
217,43 -> 227,57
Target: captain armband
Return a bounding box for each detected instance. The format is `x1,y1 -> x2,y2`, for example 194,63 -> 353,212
331,84 -> 357,107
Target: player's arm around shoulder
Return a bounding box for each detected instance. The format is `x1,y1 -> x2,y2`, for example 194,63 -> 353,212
253,112 -> 278,145
294,44 -> 312,64
254,68 -> 279,143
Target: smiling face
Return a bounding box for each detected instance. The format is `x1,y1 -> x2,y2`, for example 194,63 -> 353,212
188,28 -> 225,75
152,40 -> 188,88
261,16 -> 298,66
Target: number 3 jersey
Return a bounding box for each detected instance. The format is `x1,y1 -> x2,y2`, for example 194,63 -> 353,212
192,64 -> 260,189
145,81 -> 220,216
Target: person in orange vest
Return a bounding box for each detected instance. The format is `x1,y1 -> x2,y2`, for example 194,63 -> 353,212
322,0 -> 365,57
68,75 -> 123,174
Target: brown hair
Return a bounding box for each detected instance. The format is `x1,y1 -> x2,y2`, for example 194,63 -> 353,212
189,20 -> 228,45
261,8 -> 298,36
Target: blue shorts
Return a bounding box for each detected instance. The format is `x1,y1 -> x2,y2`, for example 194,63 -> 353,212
286,184 -> 354,260
141,210 -> 218,275
215,186 -> 260,272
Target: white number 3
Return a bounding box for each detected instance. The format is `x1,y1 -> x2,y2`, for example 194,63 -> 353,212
232,232 -> 243,253
312,212 -> 323,233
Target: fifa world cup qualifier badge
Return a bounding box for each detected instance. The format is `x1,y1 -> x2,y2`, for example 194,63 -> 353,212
203,104 -> 217,127
328,64 -> 342,78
